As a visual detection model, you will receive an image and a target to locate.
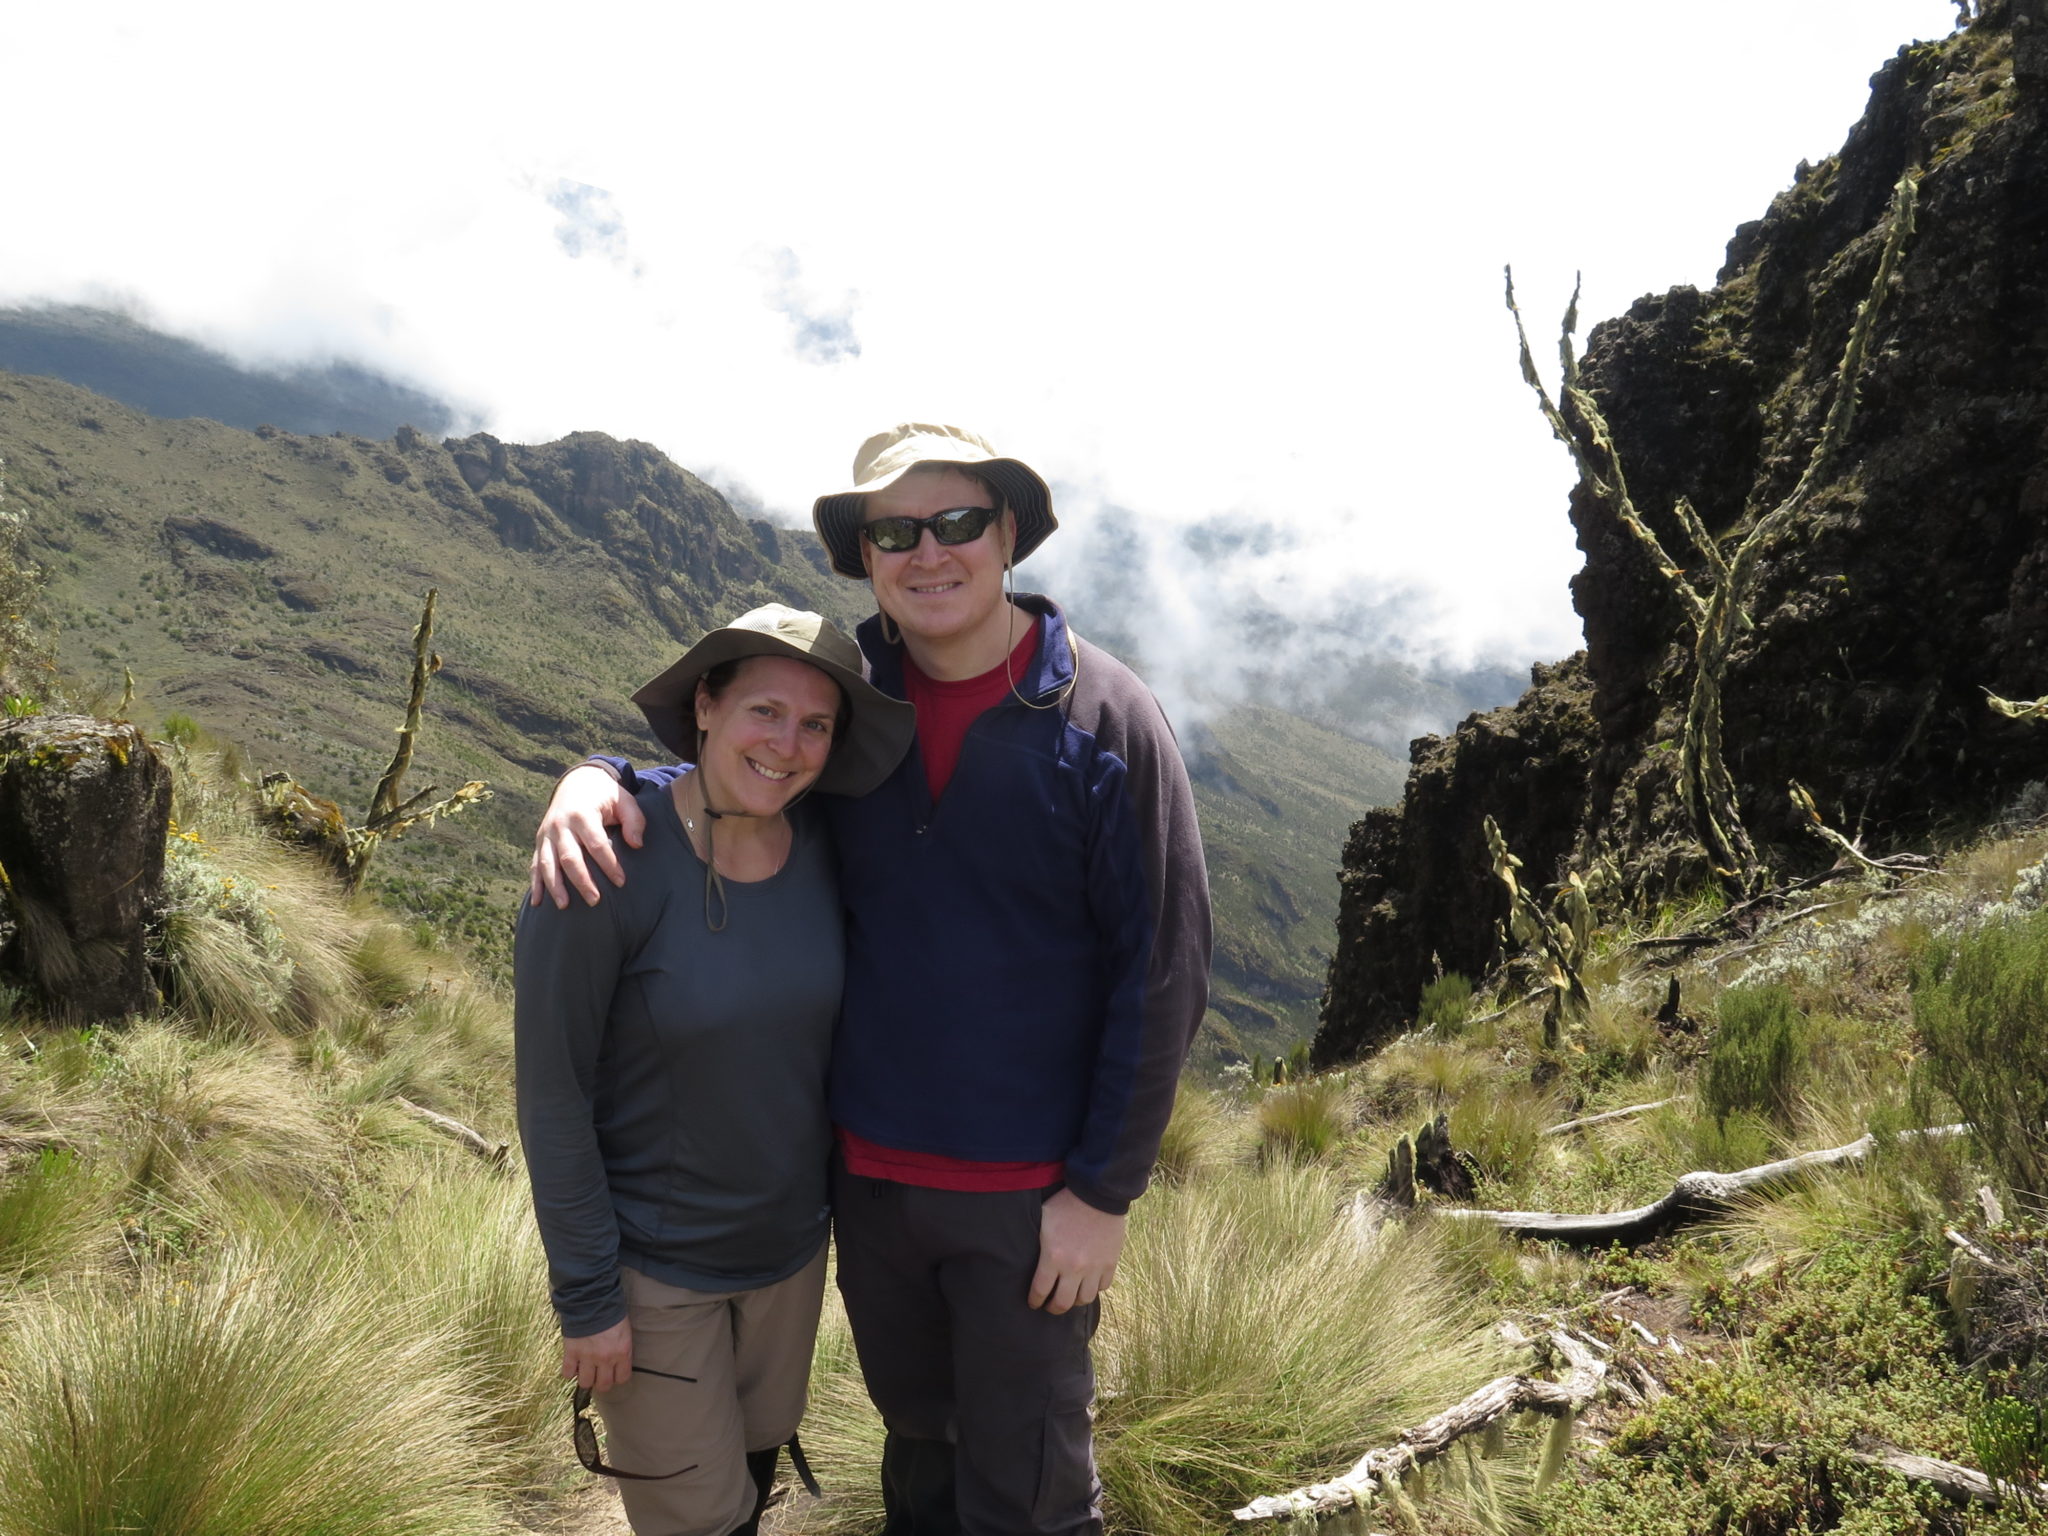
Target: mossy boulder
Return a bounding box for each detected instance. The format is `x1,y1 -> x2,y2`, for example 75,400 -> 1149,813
0,713 -> 170,1021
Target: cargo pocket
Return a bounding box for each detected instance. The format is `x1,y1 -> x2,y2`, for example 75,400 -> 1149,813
1031,1376 -> 1097,1531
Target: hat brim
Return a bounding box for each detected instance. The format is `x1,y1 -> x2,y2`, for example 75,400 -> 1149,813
813,457 -> 1056,580
631,632 -> 915,798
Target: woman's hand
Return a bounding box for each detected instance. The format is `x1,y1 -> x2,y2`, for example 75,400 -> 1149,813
561,1316 -> 634,1393
530,765 -> 645,908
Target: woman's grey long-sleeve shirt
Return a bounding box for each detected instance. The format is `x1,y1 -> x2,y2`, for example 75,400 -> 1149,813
514,778 -> 841,1338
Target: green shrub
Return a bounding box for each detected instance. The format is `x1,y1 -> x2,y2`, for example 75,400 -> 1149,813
1969,1396 -> 2048,1501
1703,984 -> 1807,1127
1913,910 -> 2048,1197
1417,971 -> 1474,1032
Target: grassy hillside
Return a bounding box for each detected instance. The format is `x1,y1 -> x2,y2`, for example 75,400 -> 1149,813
5,718 -> 2045,1534
0,368 -> 1398,1061
1187,707 -> 1403,1064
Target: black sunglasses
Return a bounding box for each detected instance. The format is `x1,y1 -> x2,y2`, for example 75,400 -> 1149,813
860,505 -> 1001,554
571,1365 -> 699,1481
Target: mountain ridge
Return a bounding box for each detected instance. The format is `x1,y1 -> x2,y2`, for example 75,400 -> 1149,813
0,367 -> 1400,1061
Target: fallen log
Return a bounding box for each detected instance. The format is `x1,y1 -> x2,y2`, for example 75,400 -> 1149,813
1542,1100 -> 1672,1138
1440,1125 -> 1969,1245
1231,1331 -> 1604,1522
394,1096 -> 509,1164
1753,1441 -> 2045,1509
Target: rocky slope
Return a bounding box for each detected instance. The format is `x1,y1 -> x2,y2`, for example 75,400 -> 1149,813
1317,3 -> 2048,1063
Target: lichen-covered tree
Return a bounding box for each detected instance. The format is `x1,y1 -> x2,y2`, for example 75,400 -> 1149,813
1506,170 -> 1920,895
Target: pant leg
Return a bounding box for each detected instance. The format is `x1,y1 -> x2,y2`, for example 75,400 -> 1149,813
836,1171 -> 1104,1536
940,1189 -> 1103,1536
831,1163 -> 960,1535
730,1243 -> 828,1452
598,1267 -> 752,1536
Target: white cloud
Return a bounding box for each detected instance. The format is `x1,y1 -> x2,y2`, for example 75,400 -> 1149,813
4,0 -> 1963,684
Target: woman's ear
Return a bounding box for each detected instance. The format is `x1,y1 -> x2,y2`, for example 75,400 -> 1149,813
694,677 -> 714,732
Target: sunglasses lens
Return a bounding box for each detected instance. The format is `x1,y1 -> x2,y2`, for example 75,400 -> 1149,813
862,517 -> 921,552
934,507 -> 996,544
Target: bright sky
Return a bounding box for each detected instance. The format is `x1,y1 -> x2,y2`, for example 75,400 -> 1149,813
8,0 -> 1962,673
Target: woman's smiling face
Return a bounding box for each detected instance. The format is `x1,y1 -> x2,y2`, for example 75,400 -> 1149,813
692,654 -> 842,814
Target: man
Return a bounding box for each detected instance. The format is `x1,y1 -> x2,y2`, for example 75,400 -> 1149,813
531,423 -> 1211,1536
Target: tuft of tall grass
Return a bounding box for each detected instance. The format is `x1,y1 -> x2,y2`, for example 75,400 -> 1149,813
1152,1083 -> 1244,1184
0,1147 -> 121,1284
786,1167 -> 1513,1536
357,1168 -> 562,1480
158,746 -> 368,1038
1098,1164 -> 1513,1534
1448,1084 -> 1557,1192
1913,909 -> 2048,1198
107,1023 -> 349,1212
0,1253 -> 509,1536
1374,1037 -> 1497,1111
1255,1076 -> 1353,1164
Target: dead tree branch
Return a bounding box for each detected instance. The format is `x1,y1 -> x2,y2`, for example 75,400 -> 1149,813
1543,1100 -> 1672,1137
1441,1124 -> 1969,1245
394,1095 -> 509,1165
1232,1331 -> 1606,1522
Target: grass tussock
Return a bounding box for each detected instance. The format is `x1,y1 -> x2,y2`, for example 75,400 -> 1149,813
0,1253 -> 510,1536
1152,1082 -> 1245,1183
1099,1165 -> 1510,1533
1255,1075 -> 1354,1164
788,1164 -> 1513,1536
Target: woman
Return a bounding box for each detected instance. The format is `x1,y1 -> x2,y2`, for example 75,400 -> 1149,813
515,603 -> 915,1536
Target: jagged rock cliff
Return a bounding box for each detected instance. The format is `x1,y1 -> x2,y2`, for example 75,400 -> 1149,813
1316,3 -> 2048,1064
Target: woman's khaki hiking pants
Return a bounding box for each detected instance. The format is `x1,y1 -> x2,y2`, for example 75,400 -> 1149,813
595,1247 -> 827,1536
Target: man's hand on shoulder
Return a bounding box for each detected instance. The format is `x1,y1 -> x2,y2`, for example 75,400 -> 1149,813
1029,1187 -> 1126,1314
530,764 -> 645,909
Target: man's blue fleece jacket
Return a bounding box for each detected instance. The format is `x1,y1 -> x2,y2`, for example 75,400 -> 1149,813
605,595 -> 1213,1214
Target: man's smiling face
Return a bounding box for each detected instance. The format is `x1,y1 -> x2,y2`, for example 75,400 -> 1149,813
859,466 -> 1014,649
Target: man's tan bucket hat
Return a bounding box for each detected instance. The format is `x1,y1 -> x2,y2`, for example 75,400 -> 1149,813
812,422 -> 1058,579
631,604 -> 915,797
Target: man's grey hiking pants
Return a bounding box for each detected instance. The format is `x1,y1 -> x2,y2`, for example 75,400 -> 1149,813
831,1164 -> 1103,1536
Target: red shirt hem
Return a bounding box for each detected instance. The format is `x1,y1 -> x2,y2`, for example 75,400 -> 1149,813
836,1127 -> 1063,1192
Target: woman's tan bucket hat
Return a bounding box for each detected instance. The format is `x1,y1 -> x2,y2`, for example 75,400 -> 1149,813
631,604 -> 915,797
812,422 -> 1058,580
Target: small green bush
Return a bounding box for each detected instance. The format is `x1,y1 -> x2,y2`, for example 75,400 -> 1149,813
1703,985 -> 1807,1127
1913,910 -> 2048,1197
1969,1396 -> 2048,1501
1417,972 -> 1473,1032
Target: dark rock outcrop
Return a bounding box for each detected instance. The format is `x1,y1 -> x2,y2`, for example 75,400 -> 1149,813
0,715 -> 170,1022
1318,10 -> 2048,1064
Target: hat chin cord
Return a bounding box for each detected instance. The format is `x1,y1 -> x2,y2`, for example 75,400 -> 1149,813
685,729 -> 810,933
1003,550 -> 1078,713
